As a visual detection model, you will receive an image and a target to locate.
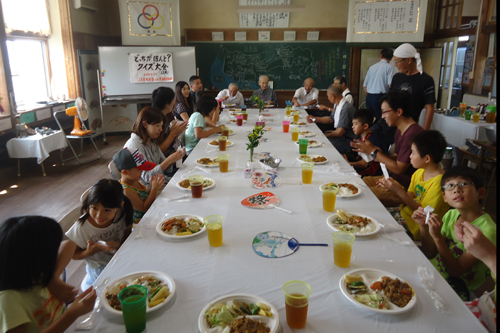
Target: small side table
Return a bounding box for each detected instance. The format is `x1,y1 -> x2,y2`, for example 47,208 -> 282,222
6,131 -> 68,176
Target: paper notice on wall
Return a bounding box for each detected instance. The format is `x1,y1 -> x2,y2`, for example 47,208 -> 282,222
239,0 -> 290,28
129,53 -> 173,83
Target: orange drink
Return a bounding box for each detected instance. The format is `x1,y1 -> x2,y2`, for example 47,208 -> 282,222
285,108 -> 292,116
293,111 -> 300,123
301,162 -> 314,184
291,128 -> 299,141
332,232 -> 355,268
283,280 -> 312,329
472,112 -> 480,122
204,215 -> 223,247
241,110 -> 248,121
282,120 -> 290,133
221,126 -> 229,137
218,154 -> 229,173
322,186 -> 338,212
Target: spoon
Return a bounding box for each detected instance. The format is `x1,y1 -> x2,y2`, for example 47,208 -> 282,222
424,205 -> 434,224
288,238 -> 328,251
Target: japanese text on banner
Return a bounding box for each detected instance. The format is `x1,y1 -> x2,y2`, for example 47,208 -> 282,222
129,53 -> 174,83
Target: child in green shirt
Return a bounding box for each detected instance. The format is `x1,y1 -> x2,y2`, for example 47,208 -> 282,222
378,130 -> 449,240
412,166 -> 497,300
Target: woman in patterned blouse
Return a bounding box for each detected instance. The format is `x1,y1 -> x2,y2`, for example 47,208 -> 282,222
173,81 -> 194,122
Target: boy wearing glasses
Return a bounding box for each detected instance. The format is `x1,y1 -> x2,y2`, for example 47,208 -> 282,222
412,166 -> 496,301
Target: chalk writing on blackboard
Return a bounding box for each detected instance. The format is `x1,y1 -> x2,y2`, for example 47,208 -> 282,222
354,0 -> 419,33
239,0 -> 290,28
128,53 -> 174,83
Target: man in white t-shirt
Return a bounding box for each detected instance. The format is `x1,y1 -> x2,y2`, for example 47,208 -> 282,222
333,76 -> 355,108
292,78 -> 319,107
216,82 -> 244,106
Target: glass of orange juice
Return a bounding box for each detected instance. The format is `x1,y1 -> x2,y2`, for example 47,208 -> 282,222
285,107 -> 292,116
332,231 -> 355,268
472,112 -> 480,122
204,215 -> 223,247
322,185 -> 338,212
293,111 -> 300,123
282,280 -> 312,329
291,127 -> 300,141
301,162 -> 314,184
218,154 -> 229,173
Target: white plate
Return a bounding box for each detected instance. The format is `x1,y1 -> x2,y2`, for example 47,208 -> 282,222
176,178 -> 216,191
228,119 -> 247,124
296,154 -> 329,165
284,115 -> 304,119
228,112 -> 242,117
298,131 -> 316,137
195,157 -> 219,168
156,214 -> 206,239
294,140 -> 321,148
198,293 -> 280,333
208,140 -> 234,148
101,270 -> 176,316
326,212 -> 381,236
290,122 -> 308,126
318,182 -> 362,198
224,103 -> 236,107
264,105 -> 274,108
339,268 -> 417,314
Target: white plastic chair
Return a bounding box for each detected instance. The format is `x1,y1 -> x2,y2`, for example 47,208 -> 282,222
80,186 -> 91,203
58,204 -> 81,241
108,160 -> 120,180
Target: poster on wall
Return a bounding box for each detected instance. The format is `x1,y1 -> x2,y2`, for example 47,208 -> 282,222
128,53 -> 174,83
127,1 -> 173,36
239,0 -> 290,28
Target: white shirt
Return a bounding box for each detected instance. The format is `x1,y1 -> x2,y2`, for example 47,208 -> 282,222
342,88 -> 354,106
293,87 -> 319,105
66,214 -> 127,268
216,89 -> 244,106
333,97 -> 347,127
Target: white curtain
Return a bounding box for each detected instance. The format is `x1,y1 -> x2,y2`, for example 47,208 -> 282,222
2,0 -> 51,35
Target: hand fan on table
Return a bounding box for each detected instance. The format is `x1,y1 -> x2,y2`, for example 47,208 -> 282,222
241,191 -> 292,214
252,231 -> 328,258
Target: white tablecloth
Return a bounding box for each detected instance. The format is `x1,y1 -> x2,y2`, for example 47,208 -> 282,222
68,109 -> 487,332
420,110 -> 496,147
6,131 -> 67,163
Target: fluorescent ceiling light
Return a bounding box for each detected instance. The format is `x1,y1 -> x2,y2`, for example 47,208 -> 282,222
236,5 -> 305,13
458,36 -> 469,41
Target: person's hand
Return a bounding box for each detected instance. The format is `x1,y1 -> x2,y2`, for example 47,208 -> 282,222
306,115 -> 315,123
221,96 -> 229,101
215,125 -> 224,133
170,121 -> 187,138
85,240 -> 114,256
454,220 -> 465,242
67,287 -> 97,318
105,240 -> 120,251
266,100 -> 273,105
427,214 -> 443,240
459,222 -> 494,260
412,206 -> 428,226
293,101 -> 300,107
47,277 -> 78,303
150,174 -> 165,193
171,148 -> 185,161
351,138 -> 376,155
318,104 -> 329,111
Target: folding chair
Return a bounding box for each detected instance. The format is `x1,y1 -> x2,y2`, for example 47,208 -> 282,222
53,110 -> 102,164
108,160 -> 120,180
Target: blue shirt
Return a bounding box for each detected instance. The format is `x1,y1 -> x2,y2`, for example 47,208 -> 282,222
363,59 -> 396,94
184,112 -> 206,151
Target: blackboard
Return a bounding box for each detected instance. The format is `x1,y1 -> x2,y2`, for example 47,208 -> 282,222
187,42 -> 350,90
98,46 -> 196,97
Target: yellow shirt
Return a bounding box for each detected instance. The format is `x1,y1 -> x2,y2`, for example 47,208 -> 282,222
401,168 -> 450,240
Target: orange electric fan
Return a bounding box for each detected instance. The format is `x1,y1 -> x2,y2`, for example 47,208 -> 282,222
66,97 -> 92,136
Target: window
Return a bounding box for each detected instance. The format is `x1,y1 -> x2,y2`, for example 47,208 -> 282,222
7,38 -> 50,107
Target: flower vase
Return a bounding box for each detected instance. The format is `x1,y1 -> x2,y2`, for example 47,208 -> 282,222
258,106 -> 262,115
249,147 -> 254,162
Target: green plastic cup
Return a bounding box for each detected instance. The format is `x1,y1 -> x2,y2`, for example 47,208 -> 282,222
299,139 -> 308,154
117,285 -> 148,333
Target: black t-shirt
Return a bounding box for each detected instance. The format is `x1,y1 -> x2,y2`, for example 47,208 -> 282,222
390,72 -> 436,122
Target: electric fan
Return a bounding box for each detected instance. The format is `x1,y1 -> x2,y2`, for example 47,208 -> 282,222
65,97 -> 92,136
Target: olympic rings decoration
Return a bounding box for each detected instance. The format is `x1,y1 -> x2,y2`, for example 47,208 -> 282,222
136,4 -> 164,30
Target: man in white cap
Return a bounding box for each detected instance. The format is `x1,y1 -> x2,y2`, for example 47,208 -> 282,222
390,43 -> 435,130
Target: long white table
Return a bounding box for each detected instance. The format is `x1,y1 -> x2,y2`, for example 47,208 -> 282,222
69,108 -> 487,332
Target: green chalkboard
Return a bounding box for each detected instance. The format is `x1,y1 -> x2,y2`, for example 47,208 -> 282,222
187,42 -> 350,90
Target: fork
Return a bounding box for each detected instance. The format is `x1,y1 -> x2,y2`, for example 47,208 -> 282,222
75,277 -> 110,330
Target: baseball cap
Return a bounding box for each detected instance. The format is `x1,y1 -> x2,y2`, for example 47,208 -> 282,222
113,148 -> 156,171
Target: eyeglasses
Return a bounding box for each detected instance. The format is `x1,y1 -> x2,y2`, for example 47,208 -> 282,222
394,58 -> 406,65
381,109 -> 395,115
441,182 -> 474,191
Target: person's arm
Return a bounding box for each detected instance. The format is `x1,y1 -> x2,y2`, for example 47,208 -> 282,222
180,112 -> 190,122
71,239 -> 115,260
124,176 -> 164,214
216,90 -> 228,101
456,222 -> 497,278
422,104 -> 434,130
302,99 -> 318,107
306,115 -> 332,124
194,125 -> 222,139
47,240 -> 80,302
363,86 -> 367,95
159,121 -> 187,153
353,138 -> 408,174
272,90 -> 278,106
413,208 -> 439,258
344,154 -> 368,169
325,127 -> 346,138
378,177 -> 419,210
317,105 -> 333,111
428,215 -> 479,277
292,96 -> 300,107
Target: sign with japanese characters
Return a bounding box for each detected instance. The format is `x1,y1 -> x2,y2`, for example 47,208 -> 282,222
129,53 -> 173,83
127,1 -> 173,36
354,0 -> 419,33
239,0 -> 290,28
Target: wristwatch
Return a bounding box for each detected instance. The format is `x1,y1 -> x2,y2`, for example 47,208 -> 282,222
370,149 -> 379,159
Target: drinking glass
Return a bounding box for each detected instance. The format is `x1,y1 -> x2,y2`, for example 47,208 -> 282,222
117,285 -> 148,333
189,175 -> 204,198
218,154 -> 229,173
218,135 -> 227,151
301,162 -> 314,184
204,215 -> 223,247
282,280 -> 312,329
332,231 -> 355,268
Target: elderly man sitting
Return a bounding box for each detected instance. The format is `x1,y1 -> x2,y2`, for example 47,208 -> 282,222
306,84 -> 356,158
252,75 -> 278,106
216,82 -> 244,107
292,78 -> 319,107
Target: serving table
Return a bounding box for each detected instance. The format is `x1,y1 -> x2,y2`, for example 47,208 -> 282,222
68,108 -> 487,332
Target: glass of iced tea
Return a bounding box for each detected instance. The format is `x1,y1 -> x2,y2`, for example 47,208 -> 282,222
291,128 -> 300,142
301,162 -> 314,184
282,280 -> 312,329
332,231 -> 355,268
236,115 -> 243,126
218,154 -> 229,173
189,175 -> 204,198
322,185 -> 338,212
204,215 -> 223,247
221,126 -> 229,138
241,110 -> 248,121
218,135 -> 227,151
